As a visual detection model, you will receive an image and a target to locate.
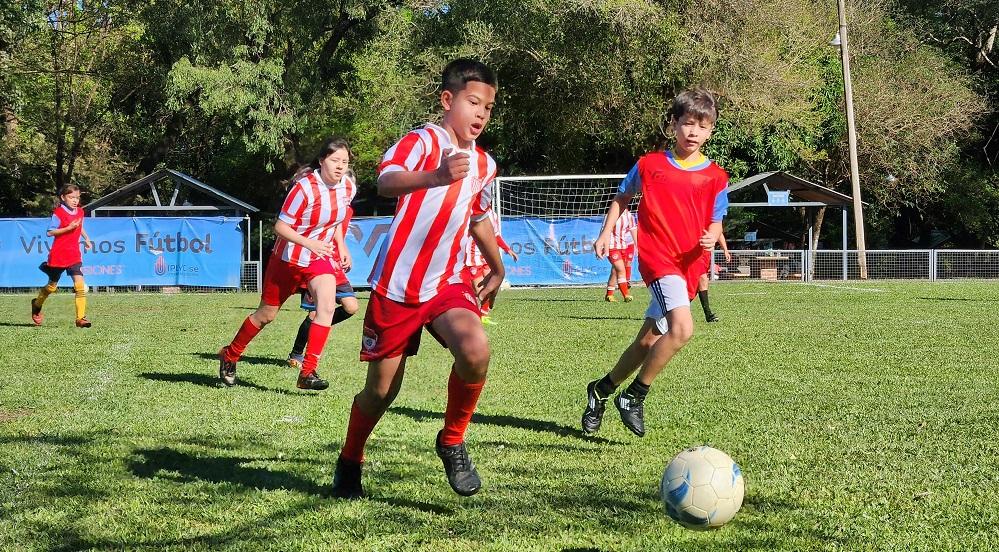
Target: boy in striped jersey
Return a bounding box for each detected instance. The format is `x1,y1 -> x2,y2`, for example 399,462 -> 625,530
582,89 -> 729,438
604,207 -> 638,302
332,59 -> 504,499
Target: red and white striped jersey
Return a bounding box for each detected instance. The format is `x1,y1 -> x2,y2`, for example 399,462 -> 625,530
465,211 -> 512,268
370,123 -> 497,303
274,170 -> 356,267
609,209 -> 637,250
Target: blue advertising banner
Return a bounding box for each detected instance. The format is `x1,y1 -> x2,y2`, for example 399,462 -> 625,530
343,216 -> 636,287
0,217 -> 244,287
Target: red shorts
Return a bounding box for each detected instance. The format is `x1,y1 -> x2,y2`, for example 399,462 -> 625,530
610,245 -> 636,264
261,254 -> 347,307
360,283 -> 480,361
466,264 -> 488,280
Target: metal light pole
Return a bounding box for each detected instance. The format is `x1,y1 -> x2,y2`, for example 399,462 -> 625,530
836,0 -> 868,279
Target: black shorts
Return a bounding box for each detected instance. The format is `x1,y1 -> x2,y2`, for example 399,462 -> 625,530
299,282 -> 355,312
39,262 -> 83,281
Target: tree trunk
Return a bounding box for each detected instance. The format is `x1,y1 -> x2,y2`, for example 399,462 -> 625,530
977,24 -> 996,67
52,25 -> 65,192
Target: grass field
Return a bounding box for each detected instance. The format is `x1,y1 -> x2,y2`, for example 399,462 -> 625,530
2,281 -> 999,551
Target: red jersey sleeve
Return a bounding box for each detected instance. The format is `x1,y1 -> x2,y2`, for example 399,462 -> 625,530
278,182 -> 308,226
378,131 -> 427,176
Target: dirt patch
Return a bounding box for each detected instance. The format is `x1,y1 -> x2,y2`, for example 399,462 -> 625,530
0,408 -> 32,423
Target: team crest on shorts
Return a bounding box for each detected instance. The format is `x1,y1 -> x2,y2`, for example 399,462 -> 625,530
362,326 -> 378,351
463,291 -> 476,305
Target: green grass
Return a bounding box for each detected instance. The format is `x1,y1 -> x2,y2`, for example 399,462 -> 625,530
2,282 -> 999,551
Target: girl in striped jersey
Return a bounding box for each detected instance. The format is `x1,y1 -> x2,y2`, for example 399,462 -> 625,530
287,169 -> 360,370
604,208 -> 638,302
218,138 -> 356,391
465,210 -> 518,325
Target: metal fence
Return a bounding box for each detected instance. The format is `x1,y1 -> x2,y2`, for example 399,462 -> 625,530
711,249 -> 999,282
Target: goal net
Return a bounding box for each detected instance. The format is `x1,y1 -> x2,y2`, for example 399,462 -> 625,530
492,175 -> 640,287
494,175 -> 634,219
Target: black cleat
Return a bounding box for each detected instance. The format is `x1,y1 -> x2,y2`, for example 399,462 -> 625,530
706,313 -> 720,323
218,347 -> 237,387
296,372 -> 329,391
615,392 -> 646,437
435,430 -> 481,496
331,456 -> 365,499
581,379 -> 608,435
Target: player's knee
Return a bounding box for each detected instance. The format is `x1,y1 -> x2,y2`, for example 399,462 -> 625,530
253,308 -> 278,326
670,320 -> 694,344
360,384 -> 398,412
341,298 -> 359,316
454,337 -> 490,375
635,332 -> 658,353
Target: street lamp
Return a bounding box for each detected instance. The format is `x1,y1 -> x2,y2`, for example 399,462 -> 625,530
833,0 -> 869,279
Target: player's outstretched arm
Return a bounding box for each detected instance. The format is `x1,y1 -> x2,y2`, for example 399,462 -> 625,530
80,226 -> 93,251
470,215 -> 506,307
377,149 -> 471,198
594,193 -> 631,259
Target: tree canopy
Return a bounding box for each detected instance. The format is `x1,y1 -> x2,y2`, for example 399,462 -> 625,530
1,0 -> 996,245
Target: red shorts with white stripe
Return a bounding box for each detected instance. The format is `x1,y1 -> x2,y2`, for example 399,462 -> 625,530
261,253 -> 347,307
360,283 -> 480,361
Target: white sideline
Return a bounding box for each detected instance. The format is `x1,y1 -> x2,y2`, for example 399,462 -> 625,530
795,283 -> 886,293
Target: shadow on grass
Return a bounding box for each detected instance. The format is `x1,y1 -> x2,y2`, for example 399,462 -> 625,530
139,372 -> 313,397
129,447 -> 326,494
0,321 -> 41,327
918,296 -> 999,302
127,446 -> 450,515
190,351 -> 288,368
389,406 -> 613,444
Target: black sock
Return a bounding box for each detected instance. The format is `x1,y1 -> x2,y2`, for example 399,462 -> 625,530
625,379 -> 651,400
698,290 -> 712,317
291,316 -> 312,356
332,306 -> 354,325
595,374 -> 618,398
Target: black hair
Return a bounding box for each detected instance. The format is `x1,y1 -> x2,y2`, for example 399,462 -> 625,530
58,183 -> 81,197
291,137 -> 352,183
441,59 -> 498,95
670,88 -> 719,125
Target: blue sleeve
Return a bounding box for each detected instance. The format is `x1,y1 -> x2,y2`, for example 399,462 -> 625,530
618,163 -> 641,195
48,215 -> 61,231
711,187 -> 729,222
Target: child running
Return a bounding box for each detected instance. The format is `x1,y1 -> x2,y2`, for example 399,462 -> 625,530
603,207 -> 638,302
466,210 -> 518,325
331,59 -> 504,499
287,170 -> 360,375
31,184 -> 94,328
218,138 -> 356,391
581,88 -> 729,437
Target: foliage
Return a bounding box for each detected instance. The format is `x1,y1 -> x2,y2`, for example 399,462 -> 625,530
0,0 -> 995,247
2,284 -> 999,549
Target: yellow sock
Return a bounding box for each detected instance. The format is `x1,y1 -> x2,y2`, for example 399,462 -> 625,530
73,280 -> 87,320
35,282 -> 58,308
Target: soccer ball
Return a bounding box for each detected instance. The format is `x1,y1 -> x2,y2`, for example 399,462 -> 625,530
660,445 -> 744,530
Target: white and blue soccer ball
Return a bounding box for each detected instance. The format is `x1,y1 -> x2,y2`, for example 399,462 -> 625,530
660,445 -> 744,530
